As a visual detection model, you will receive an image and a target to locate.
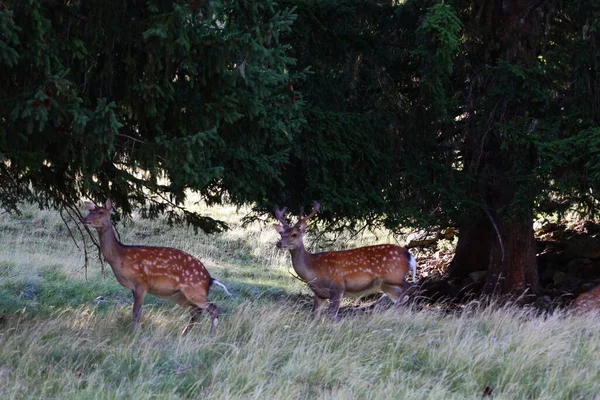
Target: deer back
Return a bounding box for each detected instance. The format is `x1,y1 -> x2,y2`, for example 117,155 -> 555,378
573,284 -> 600,312
120,245 -> 212,294
308,245 -> 411,289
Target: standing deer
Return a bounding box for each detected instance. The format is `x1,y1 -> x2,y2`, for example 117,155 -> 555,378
274,201 -> 417,318
573,283 -> 600,313
82,199 -> 230,334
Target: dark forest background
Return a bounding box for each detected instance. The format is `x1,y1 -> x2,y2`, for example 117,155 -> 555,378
3,0 -> 600,298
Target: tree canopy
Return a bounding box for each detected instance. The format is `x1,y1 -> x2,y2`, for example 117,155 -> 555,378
3,0 -> 600,295
1,0 -> 303,232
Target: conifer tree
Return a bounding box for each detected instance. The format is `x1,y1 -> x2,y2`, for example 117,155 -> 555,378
4,0 -> 600,297
276,0 -> 600,296
0,0 -> 303,232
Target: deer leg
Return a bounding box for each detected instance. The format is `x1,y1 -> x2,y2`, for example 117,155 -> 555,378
328,291 -> 343,320
312,295 -> 327,315
381,284 -> 405,304
382,280 -> 415,305
132,286 -> 147,328
400,280 -> 418,298
205,303 -> 220,335
182,307 -> 203,335
180,288 -> 221,334
172,293 -> 204,335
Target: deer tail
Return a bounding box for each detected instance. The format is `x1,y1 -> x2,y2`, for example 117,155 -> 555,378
211,279 -> 232,296
405,248 -> 417,283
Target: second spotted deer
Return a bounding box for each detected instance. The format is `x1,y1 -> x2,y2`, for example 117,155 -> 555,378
82,199 -> 230,334
573,283 -> 600,313
274,201 -> 417,318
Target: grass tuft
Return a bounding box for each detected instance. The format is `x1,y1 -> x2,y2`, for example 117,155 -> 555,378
0,203 -> 599,399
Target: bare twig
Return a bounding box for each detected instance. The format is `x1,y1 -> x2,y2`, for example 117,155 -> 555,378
61,203 -> 107,279
116,133 -> 146,145
60,206 -> 87,280
287,268 -> 305,284
64,202 -> 106,278
59,206 -> 81,251
484,207 -> 505,262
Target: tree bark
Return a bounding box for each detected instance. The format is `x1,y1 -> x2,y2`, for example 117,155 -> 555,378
448,218 -> 493,279
448,0 -> 542,297
449,209 -> 538,296
449,115 -> 540,296
483,208 -> 538,295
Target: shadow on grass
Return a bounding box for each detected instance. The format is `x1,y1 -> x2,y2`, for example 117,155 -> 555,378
0,259 -> 411,326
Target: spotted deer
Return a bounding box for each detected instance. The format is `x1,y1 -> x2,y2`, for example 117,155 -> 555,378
274,201 -> 417,318
82,199 -> 229,334
573,283 -> 600,313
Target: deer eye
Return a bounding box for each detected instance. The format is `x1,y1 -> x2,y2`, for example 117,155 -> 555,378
290,233 -> 298,238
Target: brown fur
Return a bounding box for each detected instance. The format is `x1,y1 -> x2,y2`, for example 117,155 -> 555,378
573,284 -> 600,313
82,199 -> 225,334
274,202 -> 416,318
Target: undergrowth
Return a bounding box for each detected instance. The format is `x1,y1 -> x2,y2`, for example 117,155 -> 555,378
0,202 -> 598,399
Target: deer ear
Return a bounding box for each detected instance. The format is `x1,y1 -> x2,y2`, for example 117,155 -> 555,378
298,221 -> 307,233
105,199 -> 113,212
84,201 -> 96,211
273,224 -> 286,234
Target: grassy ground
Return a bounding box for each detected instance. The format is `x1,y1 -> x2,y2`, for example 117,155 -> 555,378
0,202 -> 599,399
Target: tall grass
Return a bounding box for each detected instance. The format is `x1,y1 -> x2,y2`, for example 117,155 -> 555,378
0,203 -> 599,399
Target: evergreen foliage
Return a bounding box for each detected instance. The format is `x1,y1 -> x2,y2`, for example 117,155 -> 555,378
1,0 -> 303,232
270,0 -> 409,227
275,0 -> 600,229
270,0 -> 600,293
3,0 -> 600,292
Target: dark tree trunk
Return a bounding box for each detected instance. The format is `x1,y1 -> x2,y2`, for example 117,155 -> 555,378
449,116 -> 540,295
483,209 -> 538,295
449,209 -> 539,296
448,218 -> 494,279
448,0 -> 543,296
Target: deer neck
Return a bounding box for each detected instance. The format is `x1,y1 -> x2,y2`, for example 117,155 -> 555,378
96,225 -> 125,266
288,244 -> 315,281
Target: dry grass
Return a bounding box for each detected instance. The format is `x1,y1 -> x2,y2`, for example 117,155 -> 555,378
0,202 -> 599,399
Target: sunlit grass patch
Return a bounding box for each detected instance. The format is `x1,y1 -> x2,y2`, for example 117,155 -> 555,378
0,203 -> 599,398
1,301 -> 599,399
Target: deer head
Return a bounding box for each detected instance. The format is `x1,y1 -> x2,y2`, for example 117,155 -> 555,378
82,199 -> 114,230
274,201 -> 320,250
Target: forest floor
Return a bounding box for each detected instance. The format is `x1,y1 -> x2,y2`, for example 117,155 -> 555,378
410,220 -> 600,310
0,201 -> 598,399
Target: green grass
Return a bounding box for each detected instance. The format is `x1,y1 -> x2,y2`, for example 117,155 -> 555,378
0,202 -> 599,399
